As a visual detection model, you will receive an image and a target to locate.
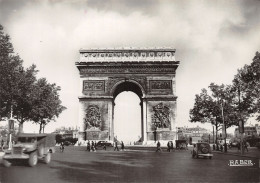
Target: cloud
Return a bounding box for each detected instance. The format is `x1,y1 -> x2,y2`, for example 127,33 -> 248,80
0,0 -> 260,134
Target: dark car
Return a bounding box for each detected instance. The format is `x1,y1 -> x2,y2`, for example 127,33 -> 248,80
63,141 -> 71,146
192,142 -> 213,159
96,141 -> 113,147
229,141 -> 239,148
175,140 -> 188,150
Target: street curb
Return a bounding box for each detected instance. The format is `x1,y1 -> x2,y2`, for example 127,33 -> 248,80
213,151 -> 259,159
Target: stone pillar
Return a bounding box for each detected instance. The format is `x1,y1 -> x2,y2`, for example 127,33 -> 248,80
142,99 -> 147,143
78,100 -> 86,141
108,99 -> 114,141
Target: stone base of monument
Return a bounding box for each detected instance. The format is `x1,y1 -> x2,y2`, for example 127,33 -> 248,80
86,130 -> 108,140
78,130 -> 109,141
147,130 -> 176,141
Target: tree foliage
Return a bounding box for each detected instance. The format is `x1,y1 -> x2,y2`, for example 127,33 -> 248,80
0,24 -> 66,133
233,52 -> 260,121
30,78 -> 66,133
190,51 -> 260,135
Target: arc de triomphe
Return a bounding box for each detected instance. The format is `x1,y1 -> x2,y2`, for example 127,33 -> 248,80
76,48 -> 180,143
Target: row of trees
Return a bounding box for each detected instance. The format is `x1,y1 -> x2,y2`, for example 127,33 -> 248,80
0,24 -> 66,133
190,51 -> 260,138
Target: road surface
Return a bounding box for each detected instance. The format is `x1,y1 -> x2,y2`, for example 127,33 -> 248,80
0,146 -> 259,182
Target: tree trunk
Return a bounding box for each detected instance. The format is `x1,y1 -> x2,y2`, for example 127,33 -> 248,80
215,122 -> 218,144
19,122 -> 24,133
39,123 -> 42,134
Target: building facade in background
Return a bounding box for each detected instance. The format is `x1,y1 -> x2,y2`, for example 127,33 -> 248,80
234,124 -> 260,137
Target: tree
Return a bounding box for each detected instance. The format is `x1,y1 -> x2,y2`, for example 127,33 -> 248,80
0,24 -> 19,119
0,24 -> 66,132
0,24 -> 40,132
189,88 -> 221,141
233,51 -> 260,121
190,83 -> 241,144
12,65 -> 38,132
30,78 -> 66,133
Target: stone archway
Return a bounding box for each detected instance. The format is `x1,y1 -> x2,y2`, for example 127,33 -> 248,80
112,81 -> 143,142
76,48 -> 180,143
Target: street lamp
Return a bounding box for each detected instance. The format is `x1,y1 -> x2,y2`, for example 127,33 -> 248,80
209,84 -> 227,152
8,104 -> 15,150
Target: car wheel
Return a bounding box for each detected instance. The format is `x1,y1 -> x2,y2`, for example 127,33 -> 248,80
44,152 -> 51,164
29,152 -> 38,167
201,147 -> 209,154
3,159 -> 11,167
38,144 -> 44,157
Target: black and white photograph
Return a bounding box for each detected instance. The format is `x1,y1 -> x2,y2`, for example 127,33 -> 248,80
0,0 -> 259,182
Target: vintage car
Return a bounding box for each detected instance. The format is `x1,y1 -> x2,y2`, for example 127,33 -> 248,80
192,142 -> 213,159
3,133 -> 56,167
96,141 -> 113,147
175,140 -> 188,150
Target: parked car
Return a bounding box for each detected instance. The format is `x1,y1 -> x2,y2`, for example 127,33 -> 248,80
192,142 -> 213,159
63,141 -> 71,146
229,141 -> 239,148
175,140 -> 188,150
3,133 -> 56,167
96,141 -> 113,147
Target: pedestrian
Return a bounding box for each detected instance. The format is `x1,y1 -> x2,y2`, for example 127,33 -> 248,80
94,141 -> 97,149
114,141 -> 119,151
220,144 -> 223,152
244,141 -> 249,152
103,144 -> 106,150
170,141 -> 174,152
60,142 -> 65,152
167,141 -> 171,152
121,141 -> 125,151
1,139 -> 4,151
156,141 -> 161,152
237,142 -> 241,152
87,141 -> 91,151
91,141 -> 96,152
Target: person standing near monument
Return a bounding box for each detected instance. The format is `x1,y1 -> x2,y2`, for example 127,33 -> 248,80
91,141 -> 96,152
167,141 -> 171,152
114,141 -> 119,151
121,141 -> 125,151
156,141 -> 161,152
87,141 -> 91,151
1,139 -> 4,151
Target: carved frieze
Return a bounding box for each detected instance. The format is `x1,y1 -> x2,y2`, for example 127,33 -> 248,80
152,103 -> 171,129
85,105 -> 102,130
80,66 -> 176,75
83,80 -> 105,92
80,49 -> 176,62
150,80 -> 172,90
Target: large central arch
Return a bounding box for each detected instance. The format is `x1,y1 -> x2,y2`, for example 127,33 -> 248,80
76,48 -> 180,143
112,81 -> 143,142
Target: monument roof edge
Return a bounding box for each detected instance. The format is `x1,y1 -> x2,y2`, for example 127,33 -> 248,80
79,47 -> 176,53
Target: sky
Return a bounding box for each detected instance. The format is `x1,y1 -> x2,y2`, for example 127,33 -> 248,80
0,0 -> 260,139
